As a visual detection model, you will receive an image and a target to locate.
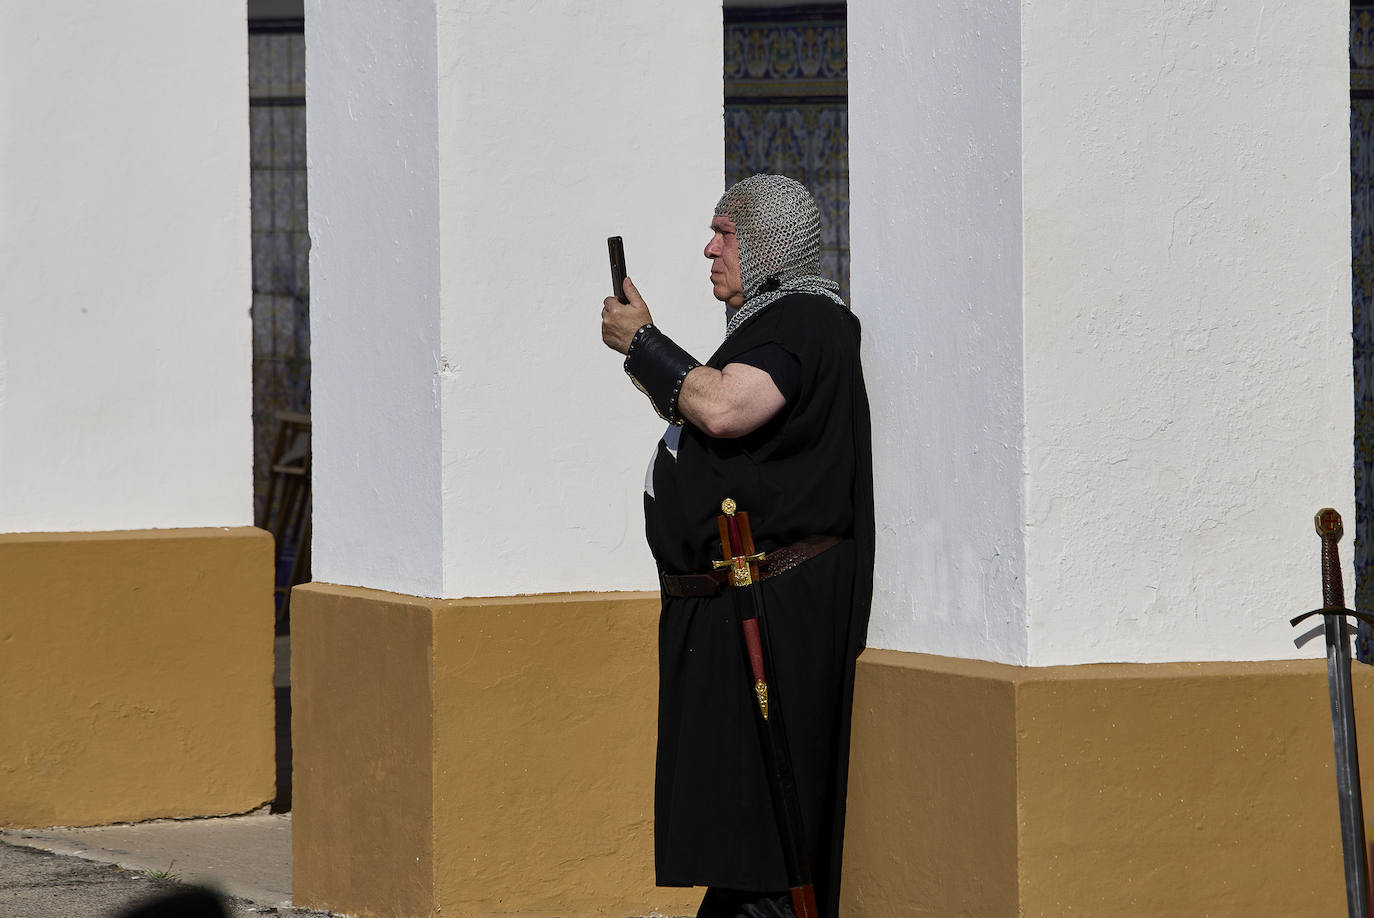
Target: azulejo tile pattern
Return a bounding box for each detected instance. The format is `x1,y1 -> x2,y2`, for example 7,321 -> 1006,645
725,13 -> 849,305
724,20 -> 846,97
1353,7 -> 1374,661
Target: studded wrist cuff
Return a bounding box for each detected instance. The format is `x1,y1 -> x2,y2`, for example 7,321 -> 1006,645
623,324 -> 700,426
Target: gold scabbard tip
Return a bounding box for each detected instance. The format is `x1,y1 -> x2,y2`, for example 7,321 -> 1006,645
1315,507 -> 1343,540
721,498 -> 737,516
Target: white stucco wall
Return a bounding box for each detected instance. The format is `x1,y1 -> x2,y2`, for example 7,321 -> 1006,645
1021,0 -> 1351,664
852,0 -> 1350,665
433,2 -> 722,597
307,0 -> 446,595
850,0 -> 1028,662
310,1 -> 721,597
0,2 -> 253,533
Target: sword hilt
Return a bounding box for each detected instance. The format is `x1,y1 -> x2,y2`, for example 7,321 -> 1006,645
714,497 -> 766,587
1318,508 -> 1347,611
1292,510 -> 1374,630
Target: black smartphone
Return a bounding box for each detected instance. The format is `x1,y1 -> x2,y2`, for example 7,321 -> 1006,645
608,236 -> 629,304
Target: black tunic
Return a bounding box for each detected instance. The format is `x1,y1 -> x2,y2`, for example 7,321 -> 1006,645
644,293 -> 875,916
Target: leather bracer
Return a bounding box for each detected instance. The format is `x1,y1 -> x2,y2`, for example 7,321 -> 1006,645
623,324 -> 700,426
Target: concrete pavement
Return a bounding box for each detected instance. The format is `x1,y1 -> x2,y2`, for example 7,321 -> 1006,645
0,841 -> 190,918
0,813 -> 332,917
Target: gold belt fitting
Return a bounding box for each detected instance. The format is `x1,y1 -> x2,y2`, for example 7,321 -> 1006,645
713,551 -> 767,587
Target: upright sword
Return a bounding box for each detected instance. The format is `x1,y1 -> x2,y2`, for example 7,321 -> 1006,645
1290,508 -> 1374,917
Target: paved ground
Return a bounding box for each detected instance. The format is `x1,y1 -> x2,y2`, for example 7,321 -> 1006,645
0,815 -> 691,917
0,841 -> 180,918
0,840 -> 310,917
0,814 -> 332,918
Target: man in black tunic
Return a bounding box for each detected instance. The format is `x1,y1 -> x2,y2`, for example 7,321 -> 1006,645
601,175 -> 873,918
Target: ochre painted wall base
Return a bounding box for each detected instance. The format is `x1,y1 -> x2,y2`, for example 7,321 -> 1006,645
0,527 -> 275,827
842,648 -> 1374,917
291,582 -> 699,918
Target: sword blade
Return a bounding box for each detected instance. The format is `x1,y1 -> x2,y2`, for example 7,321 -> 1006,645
1325,609 -> 1370,918
1315,509 -> 1370,918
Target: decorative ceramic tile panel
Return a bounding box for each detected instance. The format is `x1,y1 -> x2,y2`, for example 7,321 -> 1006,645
725,9 -> 849,305
724,20 -> 846,95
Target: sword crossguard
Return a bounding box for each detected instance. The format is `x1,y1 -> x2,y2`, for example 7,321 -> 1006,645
713,551 -> 768,587
1290,607 -> 1374,630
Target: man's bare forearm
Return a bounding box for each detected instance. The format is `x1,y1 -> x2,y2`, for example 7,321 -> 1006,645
679,363 -> 785,438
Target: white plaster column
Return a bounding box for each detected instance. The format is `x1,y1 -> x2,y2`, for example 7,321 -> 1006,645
299,11 -> 722,913
851,0 -> 1028,662
309,0 -> 722,598
307,0 -> 446,595
852,0 -> 1351,665
0,1 -> 253,533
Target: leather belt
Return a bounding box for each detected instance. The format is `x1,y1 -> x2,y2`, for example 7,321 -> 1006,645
659,535 -> 842,598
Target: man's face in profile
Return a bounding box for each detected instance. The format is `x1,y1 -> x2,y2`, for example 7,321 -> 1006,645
705,215 -> 745,308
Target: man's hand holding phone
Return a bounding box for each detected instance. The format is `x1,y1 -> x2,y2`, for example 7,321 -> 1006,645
602,276 -> 653,355
603,235 -> 653,354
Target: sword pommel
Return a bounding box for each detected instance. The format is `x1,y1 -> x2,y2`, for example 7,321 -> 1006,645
1316,507 -> 1344,542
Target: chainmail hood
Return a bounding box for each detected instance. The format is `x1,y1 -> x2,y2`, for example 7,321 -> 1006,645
715,174 -> 847,337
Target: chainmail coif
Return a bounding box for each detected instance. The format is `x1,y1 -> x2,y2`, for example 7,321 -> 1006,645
715,174 -> 847,338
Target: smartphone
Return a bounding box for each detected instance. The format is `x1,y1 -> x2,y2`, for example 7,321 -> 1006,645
608,236 -> 629,304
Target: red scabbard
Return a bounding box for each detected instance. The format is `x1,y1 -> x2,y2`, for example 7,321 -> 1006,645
715,498 -> 820,914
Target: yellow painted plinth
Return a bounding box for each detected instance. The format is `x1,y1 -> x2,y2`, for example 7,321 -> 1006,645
291,582 -> 698,918
0,527 -> 275,827
842,648 -> 1374,916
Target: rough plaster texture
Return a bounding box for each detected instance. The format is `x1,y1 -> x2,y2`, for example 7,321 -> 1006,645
309,1 -> 722,598
0,2 -> 253,533
843,649 -> 1373,916
0,529 -> 275,827
850,0 -> 1027,661
852,0 -> 1350,664
291,583 -> 698,918
1021,0 -> 1351,664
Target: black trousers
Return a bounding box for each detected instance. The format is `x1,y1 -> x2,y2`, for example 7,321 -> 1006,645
696,887 -> 796,918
